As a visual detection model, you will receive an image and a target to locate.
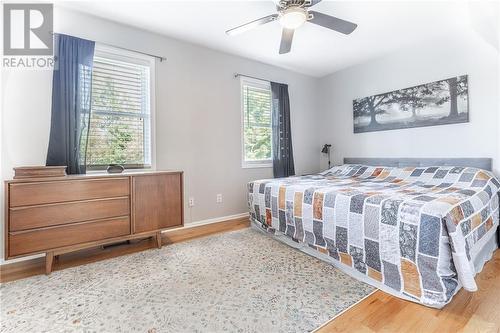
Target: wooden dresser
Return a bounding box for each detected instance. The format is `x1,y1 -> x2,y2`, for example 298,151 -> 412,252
4,171 -> 183,273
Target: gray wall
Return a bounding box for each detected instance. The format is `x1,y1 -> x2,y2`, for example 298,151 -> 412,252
317,28 -> 499,174
0,8 -> 322,262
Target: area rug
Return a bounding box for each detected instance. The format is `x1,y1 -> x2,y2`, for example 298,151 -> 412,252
0,228 -> 374,332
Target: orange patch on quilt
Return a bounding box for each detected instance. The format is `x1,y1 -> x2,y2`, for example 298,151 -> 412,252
279,186 -> 286,210
266,209 -> 272,226
438,196 -> 461,205
368,267 -> 383,282
449,206 -> 465,225
471,213 -> 482,229
377,170 -> 390,179
476,171 -> 490,180
339,253 -> 353,267
404,167 -> 416,172
485,217 -> 493,231
401,259 -> 422,298
294,192 -> 303,217
313,192 -> 324,220
317,247 -> 328,254
372,168 -> 384,177
392,179 -> 403,183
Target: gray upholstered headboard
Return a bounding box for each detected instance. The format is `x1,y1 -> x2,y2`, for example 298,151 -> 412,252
343,158 -> 492,171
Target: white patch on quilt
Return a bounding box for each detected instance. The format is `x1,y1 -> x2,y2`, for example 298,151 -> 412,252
323,207 -> 335,239
271,185 -> 279,196
348,213 -> 364,248
443,173 -> 460,183
421,201 -> 452,216
302,203 -> 313,220
303,216 -> 313,233
335,195 -> 350,228
379,223 -> 400,264
286,187 -> 294,202
437,236 -> 454,277
469,196 -> 484,211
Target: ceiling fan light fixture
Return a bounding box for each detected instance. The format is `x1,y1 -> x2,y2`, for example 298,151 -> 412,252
279,7 -> 307,30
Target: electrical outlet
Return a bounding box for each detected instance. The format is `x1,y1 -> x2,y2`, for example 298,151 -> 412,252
216,194 -> 223,203
188,197 -> 195,207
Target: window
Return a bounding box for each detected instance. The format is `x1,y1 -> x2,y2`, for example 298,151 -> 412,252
84,45 -> 155,170
241,77 -> 272,168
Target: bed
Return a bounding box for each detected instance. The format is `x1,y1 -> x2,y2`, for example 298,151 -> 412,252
247,158 -> 499,308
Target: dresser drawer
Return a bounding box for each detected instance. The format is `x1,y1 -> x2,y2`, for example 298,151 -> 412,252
8,217 -> 130,257
9,178 -> 130,207
9,197 -> 130,232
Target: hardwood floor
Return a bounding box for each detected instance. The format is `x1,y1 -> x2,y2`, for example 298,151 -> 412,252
0,217 -> 250,283
317,250 -> 500,333
2,220 -> 499,333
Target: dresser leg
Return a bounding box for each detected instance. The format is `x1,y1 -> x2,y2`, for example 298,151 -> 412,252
45,252 -> 54,275
155,232 -> 162,249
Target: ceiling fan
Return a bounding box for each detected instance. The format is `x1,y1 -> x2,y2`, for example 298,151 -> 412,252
225,0 -> 358,54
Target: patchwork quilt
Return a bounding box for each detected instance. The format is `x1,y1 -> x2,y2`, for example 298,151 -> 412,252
248,164 -> 499,308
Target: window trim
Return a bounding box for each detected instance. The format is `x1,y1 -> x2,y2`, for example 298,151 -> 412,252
87,44 -> 156,172
240,76 -> 273,169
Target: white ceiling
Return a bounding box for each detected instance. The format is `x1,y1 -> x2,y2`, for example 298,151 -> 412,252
57,0 -> 474,77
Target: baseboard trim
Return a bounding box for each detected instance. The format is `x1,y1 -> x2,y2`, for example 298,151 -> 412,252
0,215 -> 250,283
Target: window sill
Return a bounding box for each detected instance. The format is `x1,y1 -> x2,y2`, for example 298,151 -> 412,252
242,163 -> 273,169
86,168 -> 154,175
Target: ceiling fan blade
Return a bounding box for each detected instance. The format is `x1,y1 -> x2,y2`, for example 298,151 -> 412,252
308,11 -> 357,34
279,28 -> 294,54
226,14 -> 279,36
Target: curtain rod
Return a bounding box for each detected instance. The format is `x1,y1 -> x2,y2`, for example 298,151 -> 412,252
234,73 -> 270,82
52,32 -> 167,62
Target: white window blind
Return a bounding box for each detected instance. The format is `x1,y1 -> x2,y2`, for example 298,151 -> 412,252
86,52 -> 152,169
241,78 -> 272,167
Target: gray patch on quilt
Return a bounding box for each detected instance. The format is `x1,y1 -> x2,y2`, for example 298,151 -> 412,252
304,230 -> 315,245
433,170 -> 448,179
423,290 -> 446,304
364,239 -> 381,271
477,191 -> 490,205
460,219 -> 471,236
254,205 -> 261,222
417,254 -> 443,292
285,225 -> 295,239
324,192 -> 337,208
442,277 -> 458,300
410,169 -> 425,177
364,205 -> 380,239
286,201 -> 294,224
265,187 -> 271,208
477,223 -> 487,240
460,201 -> 475,219
382,260 -> 401,291
437,182 -> 453,188
325,238 -> 339,260
335,226 -> 348,253
484,184 -> 492,197
458,189 -> 476,196
303,188 -> 314,205
481,206 -> 491,221
259,182 -> 266,194
350,246 -> 366,274
294,217 -> 304,241
271,196 -> 278,217
419,214 -> 441,257
313,220 -> 326,247
471,179 -> 487,188
279,210 -> 286,232
367,195 -> 389,205
450,166 -> 465,174
425,167 -> 439,173
248,182 -> 254,192
350,194 -> 367,214
381,199 -> 403,226
459,173 -> 474,182
400,223 -> 418,262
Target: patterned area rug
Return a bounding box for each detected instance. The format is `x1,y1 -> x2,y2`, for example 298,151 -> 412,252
1,228 -> 374,332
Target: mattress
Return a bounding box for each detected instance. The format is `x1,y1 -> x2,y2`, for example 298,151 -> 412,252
247,164 -> 500,308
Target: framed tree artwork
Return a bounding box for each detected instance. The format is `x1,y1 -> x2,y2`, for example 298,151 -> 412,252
353,75 -> 469,133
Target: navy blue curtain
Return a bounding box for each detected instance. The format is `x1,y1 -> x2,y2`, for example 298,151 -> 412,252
46,34 -> 95,174
271,82 -> 295,178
